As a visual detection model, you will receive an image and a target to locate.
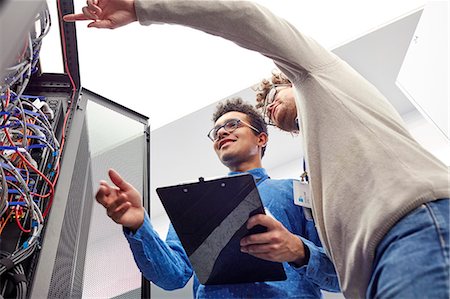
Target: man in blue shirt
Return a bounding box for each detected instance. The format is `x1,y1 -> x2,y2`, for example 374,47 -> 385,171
95,98 -> 339,298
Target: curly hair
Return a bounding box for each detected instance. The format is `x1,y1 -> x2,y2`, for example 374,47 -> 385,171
254,70 -> 292,110
212,97 -> 268,158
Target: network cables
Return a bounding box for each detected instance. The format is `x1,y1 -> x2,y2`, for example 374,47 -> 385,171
0,4 -> 58,299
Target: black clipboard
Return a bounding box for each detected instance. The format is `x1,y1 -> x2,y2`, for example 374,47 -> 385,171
156,173 -> 287,285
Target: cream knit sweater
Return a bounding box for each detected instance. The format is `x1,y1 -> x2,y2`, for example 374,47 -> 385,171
135,1 -> 450,297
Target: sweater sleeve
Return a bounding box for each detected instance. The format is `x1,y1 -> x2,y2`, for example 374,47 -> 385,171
123,212 -> 193,290
134,0 -> 339,81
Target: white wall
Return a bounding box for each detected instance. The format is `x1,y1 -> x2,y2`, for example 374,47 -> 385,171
402,110 -> 450,166
396,1 -> 449,140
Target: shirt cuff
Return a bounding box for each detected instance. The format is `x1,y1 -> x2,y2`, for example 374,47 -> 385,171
123,210 -> 152,239
300,237 -> 322,279
289,236 -> 319,277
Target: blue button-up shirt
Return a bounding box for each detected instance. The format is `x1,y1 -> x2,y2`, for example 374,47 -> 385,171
124,168 -> 339,298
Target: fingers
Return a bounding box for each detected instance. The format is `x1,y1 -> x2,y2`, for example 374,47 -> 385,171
63,0 -> 137,29
241,215 -> 285,246
110,202 -> 133,223
63,1 -> 101,22
63,13 -> 90,22
83,1 -> 102,19
240,238 -> 282,262
240,231 -> 272,247
108,201 -> 132,223
105,193 -> 129,216
88,19 -> 114,29
241,243 -> 273,255
95,180 -> 123,208
108,169 -> 133,191
95,182 -> 111,206
82,6 -> 99,20
87,0 -> 101,14
246,214 -> 279,230
95,182 -> 132,223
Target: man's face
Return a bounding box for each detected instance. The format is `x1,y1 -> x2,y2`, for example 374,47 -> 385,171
266,86 -> 298,132
212,112 -> 264,167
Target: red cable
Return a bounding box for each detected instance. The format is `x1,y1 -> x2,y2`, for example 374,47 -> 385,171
3,128 -> 55,217
3,88 -> 10,122
51,0 -> 78,189
15,206 -> 31,233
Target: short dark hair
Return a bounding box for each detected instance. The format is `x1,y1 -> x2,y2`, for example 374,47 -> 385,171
212,97 -> 268,158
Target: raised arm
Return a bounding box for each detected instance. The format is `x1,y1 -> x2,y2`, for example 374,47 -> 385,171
64,0 -> 338,81
96,169 -> 193,290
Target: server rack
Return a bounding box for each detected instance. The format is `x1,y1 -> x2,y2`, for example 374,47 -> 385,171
1,1 -> 151,298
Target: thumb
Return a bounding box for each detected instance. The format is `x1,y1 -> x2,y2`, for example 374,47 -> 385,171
88,19 -> 115,29
108,169 -> 132,191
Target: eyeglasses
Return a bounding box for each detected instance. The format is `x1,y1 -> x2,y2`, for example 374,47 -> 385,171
207,118 -> 260,142
260,84 -> 291,125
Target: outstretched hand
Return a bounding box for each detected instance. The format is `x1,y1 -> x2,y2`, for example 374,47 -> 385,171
240,214 -> 309,266
63,0 -> 137,29
96,169 -> 145,231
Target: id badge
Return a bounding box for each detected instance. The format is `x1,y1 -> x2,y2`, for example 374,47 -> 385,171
293,180 -> 312,208
293,180 -> 313,221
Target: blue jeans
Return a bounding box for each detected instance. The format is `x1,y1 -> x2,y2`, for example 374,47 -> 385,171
367,198 -> 449,299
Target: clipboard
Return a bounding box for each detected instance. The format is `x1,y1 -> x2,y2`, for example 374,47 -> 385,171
156,173 -> 287,285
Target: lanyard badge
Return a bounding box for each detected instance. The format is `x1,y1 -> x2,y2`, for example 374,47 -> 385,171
292,180 -> 312,209
293,180 -> 313,221
293,179 -> 311,208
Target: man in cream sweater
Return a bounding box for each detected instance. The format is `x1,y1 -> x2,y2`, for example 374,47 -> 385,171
65,1 -> 449,298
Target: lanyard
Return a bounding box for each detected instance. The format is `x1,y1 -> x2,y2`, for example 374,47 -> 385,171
300,158 -> 309,183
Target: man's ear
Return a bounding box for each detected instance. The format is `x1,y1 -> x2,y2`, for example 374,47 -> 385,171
257,132 -> 268,148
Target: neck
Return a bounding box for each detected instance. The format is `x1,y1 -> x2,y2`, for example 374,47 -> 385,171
228,159 -> 263,173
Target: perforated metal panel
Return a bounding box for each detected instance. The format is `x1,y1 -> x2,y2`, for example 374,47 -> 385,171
29,88 -> 150,299
83,136 -> 145,298
47,121 -> 93,298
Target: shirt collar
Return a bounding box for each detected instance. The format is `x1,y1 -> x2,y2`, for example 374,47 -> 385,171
228,168 -> 268,181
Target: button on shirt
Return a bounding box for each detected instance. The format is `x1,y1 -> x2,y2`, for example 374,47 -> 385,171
124,168 -> 339,298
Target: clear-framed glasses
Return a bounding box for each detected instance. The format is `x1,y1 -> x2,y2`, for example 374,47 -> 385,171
207,118 -> 260,142
260,84 -> 291,125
